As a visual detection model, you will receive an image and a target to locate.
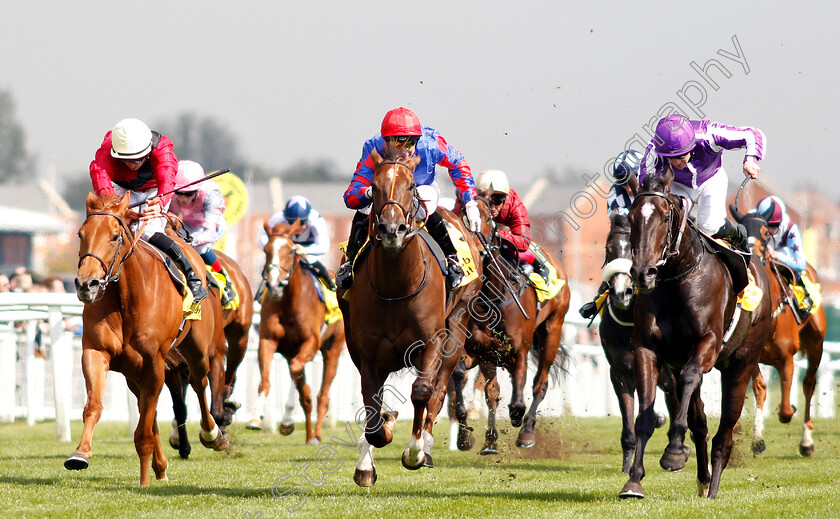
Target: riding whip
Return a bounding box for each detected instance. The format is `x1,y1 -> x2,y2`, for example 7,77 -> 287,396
476,232 -> 530,320
129,168 -> 232,209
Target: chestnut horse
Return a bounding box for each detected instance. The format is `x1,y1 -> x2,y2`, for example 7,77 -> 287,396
165,249 -> 254,459
598,212 -> 686,473
251,219 -> 345,444
620,171 -> 770,499
449,196 -> 570,454
66,193 -> 228,486
730,205 -> 826,456
338,150 -> 481,487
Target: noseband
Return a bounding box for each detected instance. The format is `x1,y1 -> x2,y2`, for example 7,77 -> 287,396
373,160 -> 422,241
78,211 -> 136,293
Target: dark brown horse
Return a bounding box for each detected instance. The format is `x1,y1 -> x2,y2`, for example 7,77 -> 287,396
620,171 -> 771,499
251,219 -> 345,444
730,205 -> 827,456
165,249 -> 254,459
338,150 -> 481,487
66,193 -> 229,486
598,211 -> 686,473
449,196 -> 570,454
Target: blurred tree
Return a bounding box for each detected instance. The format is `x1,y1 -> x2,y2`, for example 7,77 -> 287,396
156,113 -> 250,177
0,89 -> 35,184
279,158 -> 343,182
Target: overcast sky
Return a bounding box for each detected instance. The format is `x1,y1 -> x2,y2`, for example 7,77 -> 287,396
2,1 -> 838,204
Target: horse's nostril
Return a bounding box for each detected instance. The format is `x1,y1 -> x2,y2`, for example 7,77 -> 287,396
376,224 -> 388,236
89,279 -> 100,289
74,278 -> 82,290
645,268 -> 657,278
397,224 -> 407,234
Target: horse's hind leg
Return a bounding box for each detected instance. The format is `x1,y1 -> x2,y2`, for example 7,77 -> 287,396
619,347 -> 659,499
165,368 -> 191,459
658,364 -> 690,466
249,337 -> 277,430
65,349 -> 110,471
480,363 -> 501,455
288,336 -> 319,444
609,358 -> 638,473
708,363 -> 753,499
221,323 -> 249,424
751,368 -> 768,455
507,348 -> 528,429
798,334 -> 823,456
518,322 -> 563,449
181,337 -> 228,451
777,354 -> 797,424
449,358 -> 474,451
686,389 -> 709,496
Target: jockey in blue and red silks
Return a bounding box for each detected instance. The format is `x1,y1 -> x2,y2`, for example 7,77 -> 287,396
639,114 -> 766,252
90,118 -> 209,302
336,106 -> 481,290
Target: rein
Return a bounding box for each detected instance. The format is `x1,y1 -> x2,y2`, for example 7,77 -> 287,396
367,245 -> 430,301
632,191 -> 690,264
78,211 -> 137,295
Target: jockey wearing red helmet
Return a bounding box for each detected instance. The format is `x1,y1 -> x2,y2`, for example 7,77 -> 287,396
338,107 -> 480,290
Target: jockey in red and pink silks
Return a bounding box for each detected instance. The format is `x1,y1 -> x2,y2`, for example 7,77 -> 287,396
170,160 -> 235,304
89,118 -> 208,302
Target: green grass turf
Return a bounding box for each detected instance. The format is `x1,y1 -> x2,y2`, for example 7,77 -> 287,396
1,413 -> 838,518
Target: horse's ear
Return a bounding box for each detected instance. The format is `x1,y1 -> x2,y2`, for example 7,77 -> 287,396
85,192 -> 98,212
626,172 -> 640,197
729,204 -> 744,222
661,164 -> 674,193
370,148 -> 383,168
117,192 -> 131,212
409,155 -> 421,170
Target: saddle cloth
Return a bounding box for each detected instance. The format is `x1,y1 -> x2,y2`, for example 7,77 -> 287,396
525,243 -> 565,303
205,266 -> 240,311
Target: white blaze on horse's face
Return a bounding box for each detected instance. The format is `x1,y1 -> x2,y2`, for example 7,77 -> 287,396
641,202 -> 655,223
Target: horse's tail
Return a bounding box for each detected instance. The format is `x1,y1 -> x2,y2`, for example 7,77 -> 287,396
528,338 -> 570,386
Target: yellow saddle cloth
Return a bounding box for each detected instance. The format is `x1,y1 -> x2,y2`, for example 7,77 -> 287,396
526,243 -> 566,303
737,270 -> 763,312
790,271 -> 821,313
176,271 -> 201,320
205,267 -> 240,311
316,277 -> 342,324
443,220 -> 479,287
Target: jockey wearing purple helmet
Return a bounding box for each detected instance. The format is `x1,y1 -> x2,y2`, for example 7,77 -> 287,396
639,114 -> 765,252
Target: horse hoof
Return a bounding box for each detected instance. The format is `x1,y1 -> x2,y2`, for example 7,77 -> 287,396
354,468 -> 377,487
480,444 -> 498,456
278,422 -> 295,435
223,400 -> 242,412
752,439 -> 766,456
423,453 -> 434,468
401,449 -> 424,471
799,443 -> 815,457
510,417 -> 523,428
245,418 -> 262,431
169,436 -> 180,450
64,452 -> 90,471
457,429 -> 475,451
179,448 -> 190,460
467,409 -> 480,421
516,433 -> 535,449
659,448 -> 687,472
307,437 -> 321,446
654,412 -> 667,429
618,481 -> 645,499
200,431 -> 230,451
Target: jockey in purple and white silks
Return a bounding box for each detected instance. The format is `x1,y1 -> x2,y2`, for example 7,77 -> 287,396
756,195 -> 807,274
639,114 -> 765,251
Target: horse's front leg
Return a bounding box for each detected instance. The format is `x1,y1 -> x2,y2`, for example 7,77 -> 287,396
354,363 -> 392,487
165,367 -> 191,459
65,349 -> 110,471
248,337 -> 278,430
288,335 -> 320,444
507,347 -> 528,429
658,364 -> 691,468
518,322 -> 563,449
448,357 -> 474,452
133,360 -> 168,487
751,368 -> 768,455
418,339 -> 466,468
708,360 -> 754,498
314,334 -> 343,443
619,346 -> 659,499
608,351 -> 638,473
479,362 -> 501,455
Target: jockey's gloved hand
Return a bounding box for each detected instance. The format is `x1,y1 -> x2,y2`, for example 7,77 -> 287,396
364,187 -> 372,200
465,200 -> 480,232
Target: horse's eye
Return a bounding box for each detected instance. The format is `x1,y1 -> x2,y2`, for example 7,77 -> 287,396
111,234 -> 119,243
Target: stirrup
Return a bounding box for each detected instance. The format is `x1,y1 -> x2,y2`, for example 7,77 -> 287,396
188,279 -> 209,302
446,257 -> 463,289
221,281 -> 236,305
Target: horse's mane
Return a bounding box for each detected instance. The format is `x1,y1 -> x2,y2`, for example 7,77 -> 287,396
383,146 -> 413,162
641,173 -> 667,193
610,213 -> 630,229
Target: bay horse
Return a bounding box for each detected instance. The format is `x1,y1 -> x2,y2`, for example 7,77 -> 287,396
598,211 -> 686,473
730,205 -> 826,456
620,171 -> 771,499
67,193 -> 229,486
165,248 -> 254,459
449,196 -> 570,454
338,150 -> 481,487
251,219 -> 345,444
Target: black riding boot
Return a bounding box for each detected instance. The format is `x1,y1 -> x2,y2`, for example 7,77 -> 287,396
148,232 -> 209,302
336,211 -> 369,290
713,220 -> 749,253
426,211 -> 463,290
306,259 -> 336,291
579,281 -> 609,319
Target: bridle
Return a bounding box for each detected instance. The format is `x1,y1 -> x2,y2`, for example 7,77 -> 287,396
631,191 -> 689,264
372,160 -> 423,241
77,211 -> 136,296
262,234 -> 297,294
